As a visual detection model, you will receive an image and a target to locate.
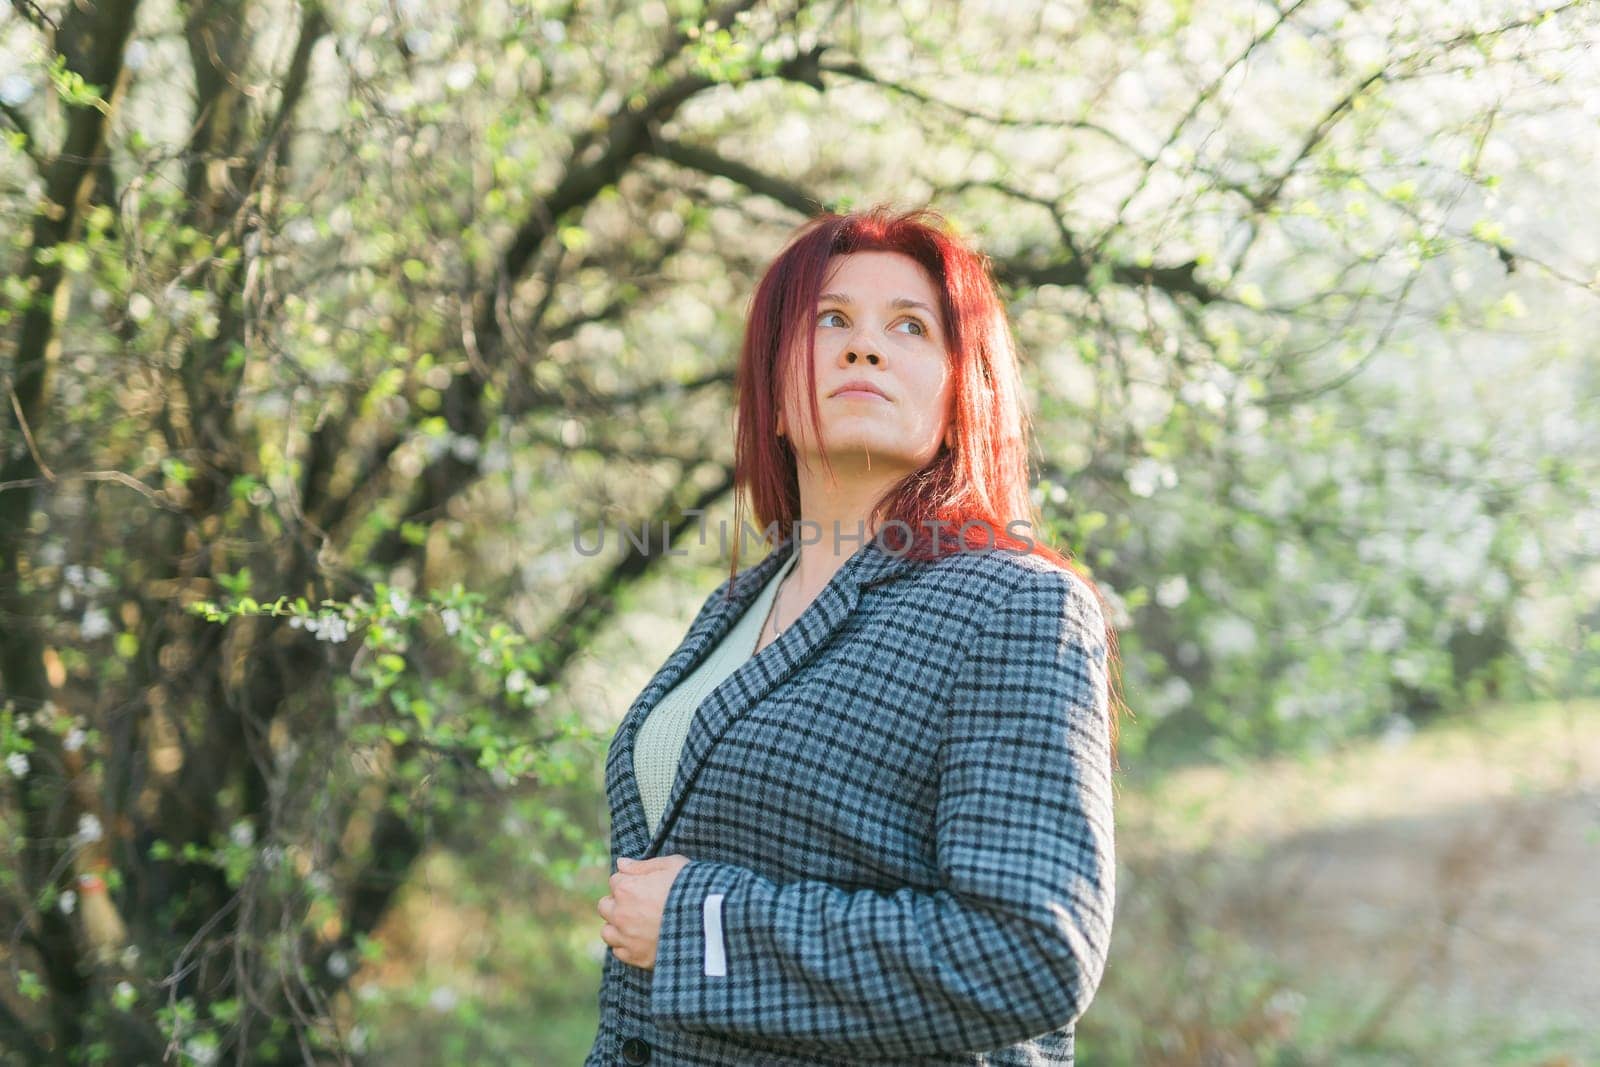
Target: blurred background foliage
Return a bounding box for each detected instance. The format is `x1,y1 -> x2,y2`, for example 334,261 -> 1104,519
1,0 -> 1597,1062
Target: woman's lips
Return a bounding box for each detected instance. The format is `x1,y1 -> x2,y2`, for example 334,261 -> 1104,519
832,388 -> 889,401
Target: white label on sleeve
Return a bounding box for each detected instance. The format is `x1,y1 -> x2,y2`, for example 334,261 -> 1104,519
702,892 -> 727,977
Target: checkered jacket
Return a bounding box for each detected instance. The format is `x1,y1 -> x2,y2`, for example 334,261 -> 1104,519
586,531 -> 1116,1065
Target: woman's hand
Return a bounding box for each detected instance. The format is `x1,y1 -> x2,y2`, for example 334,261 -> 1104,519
597,854 -> 691,970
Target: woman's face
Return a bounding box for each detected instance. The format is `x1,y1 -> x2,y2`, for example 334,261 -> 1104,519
778,251 -> 955,473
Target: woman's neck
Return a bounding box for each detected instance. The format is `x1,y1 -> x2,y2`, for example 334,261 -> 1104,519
780,451 -> 912,600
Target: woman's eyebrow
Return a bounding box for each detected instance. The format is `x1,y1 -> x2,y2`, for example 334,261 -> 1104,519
818,291 -> 939,318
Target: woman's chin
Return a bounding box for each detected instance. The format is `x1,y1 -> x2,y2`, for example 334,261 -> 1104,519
804,439 -> 930,470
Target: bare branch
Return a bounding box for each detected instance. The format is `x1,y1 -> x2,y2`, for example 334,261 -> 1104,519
653,136 -> 828,216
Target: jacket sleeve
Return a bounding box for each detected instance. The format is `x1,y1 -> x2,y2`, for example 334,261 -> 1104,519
646,566 -> 1117,1058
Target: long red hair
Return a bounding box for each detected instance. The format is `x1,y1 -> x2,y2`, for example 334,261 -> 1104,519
726,202 -> 1128,759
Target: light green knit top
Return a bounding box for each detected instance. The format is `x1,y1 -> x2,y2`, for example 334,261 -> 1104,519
634,549 -> 800,837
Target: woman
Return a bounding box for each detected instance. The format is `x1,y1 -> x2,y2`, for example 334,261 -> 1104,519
588,204 -> 1124,1066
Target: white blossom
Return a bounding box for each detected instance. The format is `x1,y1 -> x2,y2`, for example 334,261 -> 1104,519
58,889 -> 77,915
285,217 -> 318,245
1154,574 -> 1190,609
1513,538 -> 1542,571
80,607 -> 113,640
76,813 -> 103,844
1179,376 -> 1228,414
440,607 -> 462,636
1392,655 -> 1427,686
229,821 -> 254,848
1367,616 -> 1406,653
1482,569 -> 1510,600
1256,471 -> 1297,519
1149,675 -> 1193,720
480,439 -> 511,474
1125,457 -> 1178,498
303,613 -> 350,643
64,727 -> 86,752
0,74 -> 34,107
1236,403 -> 1268,434
183,1037 -> 218,1066
1576,509 -> 1600,554
1207,615 -> 1258,658
6,753 -> 28,778
1317,581 -> 1362,618
1098,583 -> 1133,629
1275,541 -> 1304,581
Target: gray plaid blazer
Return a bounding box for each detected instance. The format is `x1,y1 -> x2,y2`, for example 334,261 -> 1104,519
586,530 -> 1115,1066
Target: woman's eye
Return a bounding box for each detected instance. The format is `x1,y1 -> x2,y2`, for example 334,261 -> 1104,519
817,310 -> 928,337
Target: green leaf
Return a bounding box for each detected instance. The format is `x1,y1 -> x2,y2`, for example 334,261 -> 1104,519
557,225 -> 591,252
161,457 -> 194,485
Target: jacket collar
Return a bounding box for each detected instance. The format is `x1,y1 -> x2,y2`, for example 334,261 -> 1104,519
606,531 -> 919,860
722,528 -> 919,606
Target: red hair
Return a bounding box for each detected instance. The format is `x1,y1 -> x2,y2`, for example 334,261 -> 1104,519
726,202 -> 1129,760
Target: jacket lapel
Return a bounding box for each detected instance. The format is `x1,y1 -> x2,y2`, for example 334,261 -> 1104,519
606,532 -> 918,861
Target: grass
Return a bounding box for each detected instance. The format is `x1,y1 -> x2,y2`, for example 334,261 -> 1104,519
1081,697 -> 1599,1065
344,697 -> 1598,1065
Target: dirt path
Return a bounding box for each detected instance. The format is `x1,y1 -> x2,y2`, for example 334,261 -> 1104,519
1117,700 -> 1600,1047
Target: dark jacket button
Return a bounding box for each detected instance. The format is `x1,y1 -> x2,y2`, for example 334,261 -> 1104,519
620,1037 -> 651,1065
